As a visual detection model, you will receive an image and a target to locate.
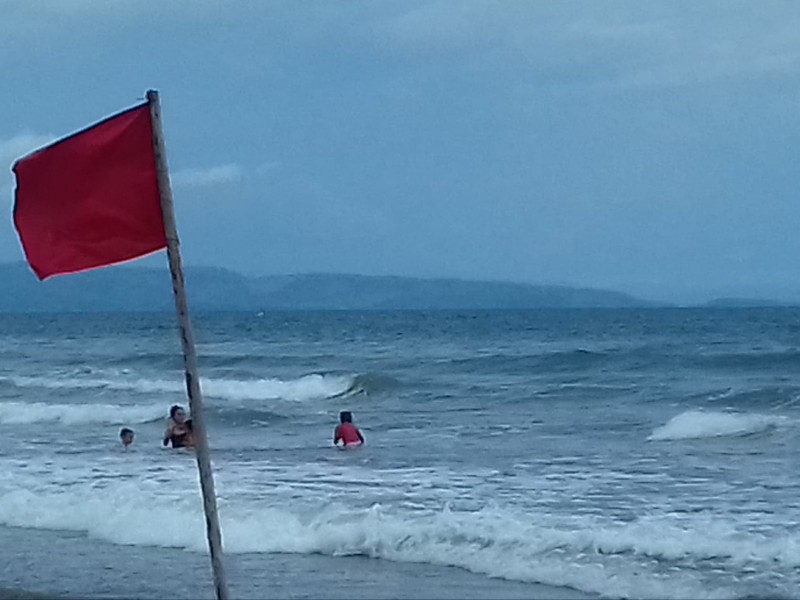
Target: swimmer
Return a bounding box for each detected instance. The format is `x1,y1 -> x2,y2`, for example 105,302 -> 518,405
163,405 -> 190,448
333,411 -> 364,447
119,427 -> 134,449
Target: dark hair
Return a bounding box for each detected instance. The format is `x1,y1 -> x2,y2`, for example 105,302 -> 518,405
185,419 -> 193,431
120,427 -> 134,438
339,411 -> 352,424
169,405 -> 184,419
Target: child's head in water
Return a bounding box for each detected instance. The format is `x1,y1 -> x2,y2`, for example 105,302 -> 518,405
119,427 -> 134,448
339,411 -> 353,424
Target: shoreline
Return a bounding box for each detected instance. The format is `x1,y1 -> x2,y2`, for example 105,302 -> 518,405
0,525 -> 592,600
0,589 -> 55,600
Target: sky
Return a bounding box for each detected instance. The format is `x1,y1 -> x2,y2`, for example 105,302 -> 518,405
1,0 -> 799,303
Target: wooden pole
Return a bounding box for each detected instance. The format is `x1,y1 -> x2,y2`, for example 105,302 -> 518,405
146,89 -> 230,600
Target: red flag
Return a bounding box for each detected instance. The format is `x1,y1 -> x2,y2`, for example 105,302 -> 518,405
12,103 -> 167,280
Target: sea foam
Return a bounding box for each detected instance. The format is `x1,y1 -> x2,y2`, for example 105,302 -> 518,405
4,372 -> 355,402
0,401 -> 166,425
649,410 -> 787,441
1,483 -> 791,599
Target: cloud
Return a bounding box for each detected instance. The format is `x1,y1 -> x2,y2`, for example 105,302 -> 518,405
170,164 -> 244,188
0,133 -> 55,173
378,1 -> 800,92
255,161 -> 282,176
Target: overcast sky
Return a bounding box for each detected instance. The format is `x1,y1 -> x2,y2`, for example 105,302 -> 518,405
2,1 -> 799,303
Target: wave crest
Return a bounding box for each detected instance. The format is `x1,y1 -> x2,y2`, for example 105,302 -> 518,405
649,410 -> 787,441
0,401 -> 166,425
3,372 -> 356,402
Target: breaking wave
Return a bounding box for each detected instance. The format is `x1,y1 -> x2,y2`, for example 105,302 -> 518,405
2,372 -> 358,403
0,401 -> 166,425
0,485 -> 783,599
649,410 -> 788,441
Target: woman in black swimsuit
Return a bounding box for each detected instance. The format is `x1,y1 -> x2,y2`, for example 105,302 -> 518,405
163,405 -> 190,448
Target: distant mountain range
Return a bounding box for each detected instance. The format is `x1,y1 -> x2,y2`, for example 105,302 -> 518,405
0,262 -> 658,313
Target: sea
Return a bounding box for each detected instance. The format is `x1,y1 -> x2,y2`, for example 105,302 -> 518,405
0,309 -> 798,599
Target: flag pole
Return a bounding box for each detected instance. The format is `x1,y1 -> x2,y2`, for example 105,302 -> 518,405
146,89 -> 230,600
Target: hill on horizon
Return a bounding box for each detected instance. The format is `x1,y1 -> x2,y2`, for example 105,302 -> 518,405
0,262 -> 656,313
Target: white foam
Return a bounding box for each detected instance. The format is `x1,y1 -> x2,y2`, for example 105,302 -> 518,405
649,410 -> 788,441
0,401 -> 166,425
2,481 -> 791,599
5,372 -> 354,402
202,373 -> 354,402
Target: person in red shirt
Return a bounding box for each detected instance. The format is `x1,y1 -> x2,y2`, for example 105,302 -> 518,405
334,411 -> 365,447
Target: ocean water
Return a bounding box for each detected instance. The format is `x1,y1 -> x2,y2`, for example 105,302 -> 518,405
0,309 -> 799,599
